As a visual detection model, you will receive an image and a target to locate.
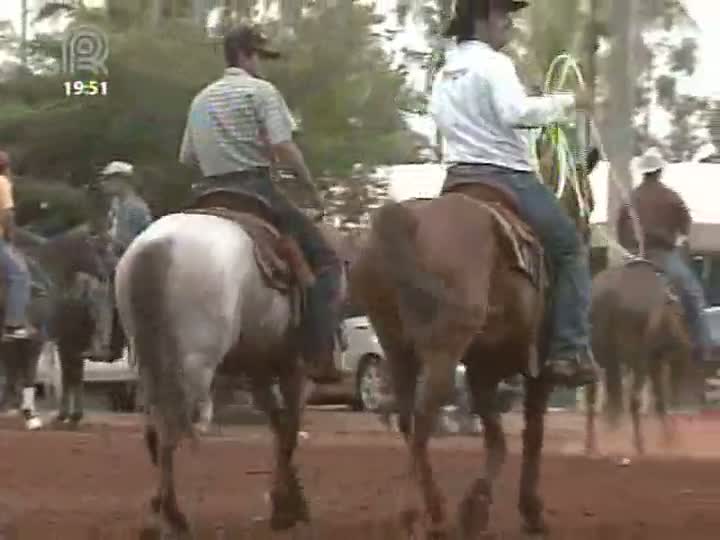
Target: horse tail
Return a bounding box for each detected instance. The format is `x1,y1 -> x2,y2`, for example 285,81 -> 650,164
125,238 -> 193,443
371,202 -> 448,330
602,343 -> 624,427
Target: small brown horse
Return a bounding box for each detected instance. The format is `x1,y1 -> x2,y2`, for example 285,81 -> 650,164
585,259 -> 692,456
349,142 -> 598,537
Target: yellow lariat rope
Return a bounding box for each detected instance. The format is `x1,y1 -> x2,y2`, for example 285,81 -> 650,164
536,52 -> 645,258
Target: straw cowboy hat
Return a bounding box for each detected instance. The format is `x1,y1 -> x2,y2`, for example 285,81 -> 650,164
635,148 -> 666,175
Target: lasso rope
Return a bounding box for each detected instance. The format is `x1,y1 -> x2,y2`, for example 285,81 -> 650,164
538,52 -> 645,259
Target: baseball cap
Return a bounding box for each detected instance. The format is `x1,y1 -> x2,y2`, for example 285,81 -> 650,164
224,24 -> 281,60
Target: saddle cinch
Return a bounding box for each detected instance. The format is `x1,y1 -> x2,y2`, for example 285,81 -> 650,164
441,168 -> 546,289
182,189 -> 315,296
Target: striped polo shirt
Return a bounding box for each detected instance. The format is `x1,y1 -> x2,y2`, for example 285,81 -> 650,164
179,67 -> 296,177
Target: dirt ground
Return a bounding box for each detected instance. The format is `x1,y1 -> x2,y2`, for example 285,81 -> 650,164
1,410 -> 720,539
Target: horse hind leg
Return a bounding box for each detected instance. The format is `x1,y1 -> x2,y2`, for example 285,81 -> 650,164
19,341 -> 43,430
458,372 -> 507,537
384,345 -> 421,535
411,340 -> 469,539
519,376 -> 551,535
630,367 -> 648,456
0,345 -> 21,412
140,420 -> 191,540
251,368 -> 309,531
70,358 -> 85,426
140,387 -> 196,539
584,381 -> 600,456
194,395 -> 216,436
20,386 -> 42,430
60,351 -> 85,428
53,348 -> 82,427
153,430 -> 189,539
650,357 -> 676,450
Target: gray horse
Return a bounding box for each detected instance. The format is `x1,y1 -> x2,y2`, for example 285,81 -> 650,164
115,201 -> 325,537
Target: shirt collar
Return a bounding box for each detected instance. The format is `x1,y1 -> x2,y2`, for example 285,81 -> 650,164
224,67 -> 251,78
457,40 -> 493,51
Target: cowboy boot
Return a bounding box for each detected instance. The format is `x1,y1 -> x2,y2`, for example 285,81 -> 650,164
545,348 -> 599,388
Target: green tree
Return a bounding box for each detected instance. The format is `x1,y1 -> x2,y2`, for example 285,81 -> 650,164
398,0 -> 707,160
0,1 -> 418,229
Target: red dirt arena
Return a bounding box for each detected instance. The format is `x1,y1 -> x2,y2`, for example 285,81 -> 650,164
1,409 -> 720,539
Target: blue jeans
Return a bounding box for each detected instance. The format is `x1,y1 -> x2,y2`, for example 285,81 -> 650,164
649,248 -> 712,357
0,240 -> 32,327
444,164 -> 591,358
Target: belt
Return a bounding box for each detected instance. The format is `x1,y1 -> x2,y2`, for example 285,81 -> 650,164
448,163 -> 521,174
205,167 -> 271,182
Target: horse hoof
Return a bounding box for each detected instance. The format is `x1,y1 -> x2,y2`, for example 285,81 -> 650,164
269,512 -> 300,531
25,416 -> 43,431
459,494 -> 491,537
270,500 -> 309,532
52,416 -> 75,430
195,424 -> 220,437
138,525 -> 161,540
425,523 -> 451,540
522,520 -> 549,538
269,488 -> 310,531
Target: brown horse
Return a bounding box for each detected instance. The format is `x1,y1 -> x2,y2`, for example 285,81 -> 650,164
585,258 -> 693,456
349,140 -> 598,537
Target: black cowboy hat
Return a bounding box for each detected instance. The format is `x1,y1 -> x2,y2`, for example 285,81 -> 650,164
444,0 -> 529,38
224,23 -> 281,60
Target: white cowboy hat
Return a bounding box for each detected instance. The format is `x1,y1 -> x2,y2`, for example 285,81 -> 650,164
634,148 -> 666,175
101,161 -> 134,176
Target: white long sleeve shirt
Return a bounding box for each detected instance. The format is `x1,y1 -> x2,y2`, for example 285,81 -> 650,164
430,41 -> 576,172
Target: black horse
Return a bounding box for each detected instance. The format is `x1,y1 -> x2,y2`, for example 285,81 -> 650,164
0,224 -> 122,427
1,177 -> 146,428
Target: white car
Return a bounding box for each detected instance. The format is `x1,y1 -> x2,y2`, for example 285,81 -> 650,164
307,315 -> 386,411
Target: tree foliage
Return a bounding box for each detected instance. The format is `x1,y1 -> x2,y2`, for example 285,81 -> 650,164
395,0 -> 709,161
0,1 -> 419,228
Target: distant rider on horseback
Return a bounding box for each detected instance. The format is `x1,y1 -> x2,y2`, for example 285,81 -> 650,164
0,150 -> 35,341
179,24 -> 343,383
84,160 -> 152,361
430,0 -> 597,387
618,148 -> 712,366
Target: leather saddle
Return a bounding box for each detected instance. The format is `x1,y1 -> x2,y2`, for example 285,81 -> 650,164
183,189 -> 315,294
624,256 -> 681,304
441,172 -> 546,289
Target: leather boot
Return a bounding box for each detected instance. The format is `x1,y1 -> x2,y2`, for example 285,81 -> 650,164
303,338 -> 343,384
301,264 -> 344,384
1,324 -> 37,342
544,349 -> 599,388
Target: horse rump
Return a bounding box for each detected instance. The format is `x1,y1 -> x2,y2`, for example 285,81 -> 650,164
370,202 -> 448,330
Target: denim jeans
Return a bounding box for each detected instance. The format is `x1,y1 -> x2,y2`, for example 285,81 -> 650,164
193,171 -> 343,351
648,248 -> 712,356
443,164 -> 592,358
0,239 -> 32,327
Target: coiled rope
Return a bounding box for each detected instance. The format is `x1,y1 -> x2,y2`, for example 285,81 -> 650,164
538,52 -> 645,258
